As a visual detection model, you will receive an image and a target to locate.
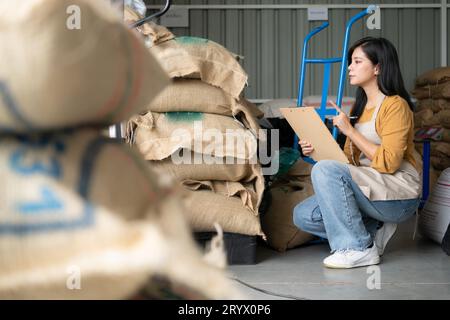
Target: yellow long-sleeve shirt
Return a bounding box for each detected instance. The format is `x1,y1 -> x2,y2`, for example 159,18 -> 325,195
343,95 -> 419,174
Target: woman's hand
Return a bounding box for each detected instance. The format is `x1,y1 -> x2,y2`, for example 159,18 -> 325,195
329,100 -> 354,137
299,140 -> 314,156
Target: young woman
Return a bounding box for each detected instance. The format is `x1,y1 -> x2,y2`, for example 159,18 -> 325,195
293,37 -> 422,269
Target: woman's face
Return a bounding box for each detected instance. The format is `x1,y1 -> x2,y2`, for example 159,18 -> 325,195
348,46 -> 378,87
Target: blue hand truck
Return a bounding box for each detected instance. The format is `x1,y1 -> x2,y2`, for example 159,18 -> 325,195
293,5 -> 377,159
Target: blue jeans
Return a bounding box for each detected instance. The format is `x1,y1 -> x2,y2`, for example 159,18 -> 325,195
293,160 -> 420,252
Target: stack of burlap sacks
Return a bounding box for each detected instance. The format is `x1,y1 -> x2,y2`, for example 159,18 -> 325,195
413,67 -> 450,178
0,0 -> 243,300
125,18 -> 267,239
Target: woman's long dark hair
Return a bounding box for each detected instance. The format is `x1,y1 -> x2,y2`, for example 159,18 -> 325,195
348,37 -> 414,126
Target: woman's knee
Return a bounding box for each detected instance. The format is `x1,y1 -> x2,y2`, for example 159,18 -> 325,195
311,160 -> 349,184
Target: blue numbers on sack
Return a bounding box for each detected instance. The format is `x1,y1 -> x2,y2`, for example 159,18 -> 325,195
10,149 -> 61,178
16,186 -> 63,214
9,135 -> 65,178
9,135 -> 67,214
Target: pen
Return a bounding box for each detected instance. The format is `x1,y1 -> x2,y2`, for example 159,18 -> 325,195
330,116 -> 358,119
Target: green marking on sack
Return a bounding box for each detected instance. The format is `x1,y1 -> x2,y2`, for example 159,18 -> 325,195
276,147 -> 301,177
165,112 -> 204,122
175,36 -> 208,45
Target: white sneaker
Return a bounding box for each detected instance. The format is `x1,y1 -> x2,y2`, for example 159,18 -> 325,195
323,245 -> 380,269
374,222 -> 397,256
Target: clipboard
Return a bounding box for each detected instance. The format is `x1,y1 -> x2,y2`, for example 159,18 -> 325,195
280,107 -> 349,163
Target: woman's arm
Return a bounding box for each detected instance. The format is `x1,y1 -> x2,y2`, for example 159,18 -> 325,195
331,98 -> 413,173
330,101 -> 378,161
346,128 -> 378,161
369,100 -> 413,173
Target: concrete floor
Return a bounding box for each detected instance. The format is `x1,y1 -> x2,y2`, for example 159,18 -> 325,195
229,218 -> 450,300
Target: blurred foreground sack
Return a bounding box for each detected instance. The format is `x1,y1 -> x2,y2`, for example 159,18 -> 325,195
0,129 -> 243,299
0,0 -> 169,132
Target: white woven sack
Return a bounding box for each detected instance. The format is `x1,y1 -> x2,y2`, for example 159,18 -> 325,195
419,168 -> 450,243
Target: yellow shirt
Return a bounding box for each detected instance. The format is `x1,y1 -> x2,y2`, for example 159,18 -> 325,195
343,95 -> 419,174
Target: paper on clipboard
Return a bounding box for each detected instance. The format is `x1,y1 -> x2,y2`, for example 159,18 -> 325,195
280,107 -> 349,163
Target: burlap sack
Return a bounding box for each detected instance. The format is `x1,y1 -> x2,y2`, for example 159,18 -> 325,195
0,129 -> 242,299
438,110 -> 450,128
286,159 -> 314,178
0,0 -> 169,133
428,165 -> 439,192
126,111 -> 258,161
434,128 -> 450,143
413,83 -> 450,100
416,99 -> 450,113
431,142 -> 450,157
149,35 -> 248,99
150,152 -> 265,214
430,141 -> 439,156
261,179 -> 315,252
414,109 -> 440,128
150,151 -> 260,181
181,179 -> 264,215
182,190 -> 265,238
430,156 -> 450,173
147,79 -> 262,134
124,7 -> 174,46
415,67 -> 450,87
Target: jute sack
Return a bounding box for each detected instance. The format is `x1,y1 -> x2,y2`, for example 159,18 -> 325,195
414,109 -> 440,128
150,151 -> 261,182
261,179 -> 315,252
126,111 -> 258,161
124,8 -> 174,46
427,165 -> 440,192
431,142 -> 450,157
431,156 -> 450,171
149,35 -> 248,99
148,79 -> 263,134
413,82 -> 450,100
150,154 -> 265,212
438,110 -> 450,128
286,159 -> 314,178
415,67 -> 450,87
434,128 -> 450,143
181,179 -> 264,215
182,189 -> 265,238
416,99 -> 450,113
0,0 -> 169,132
0,129 -> 242,299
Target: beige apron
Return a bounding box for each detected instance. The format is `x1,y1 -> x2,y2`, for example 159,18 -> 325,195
347,99 -> 422,201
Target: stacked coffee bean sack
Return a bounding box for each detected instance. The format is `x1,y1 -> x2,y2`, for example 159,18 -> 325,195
125,14 -> 267,241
